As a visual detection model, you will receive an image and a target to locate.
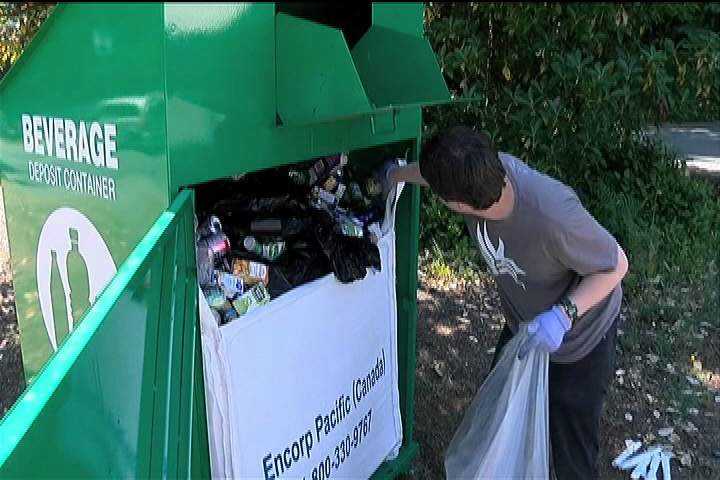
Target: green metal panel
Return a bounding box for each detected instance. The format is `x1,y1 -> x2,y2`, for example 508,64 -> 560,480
0,3 -> 170,382
163,2 -> 449,192
174,107 -> 426,190
191,331 -> 212,480
163,2 -> 277,194
1,2 -> 452,478
276,12 -> 373,126
372,3 -> 424,37
352,26 -> 451,108
386,147 -> 423,477
0,190 -> 203,479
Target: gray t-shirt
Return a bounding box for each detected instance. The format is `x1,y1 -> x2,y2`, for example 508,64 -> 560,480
464,153 -> 622,363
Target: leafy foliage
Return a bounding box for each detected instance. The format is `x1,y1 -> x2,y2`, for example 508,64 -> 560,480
1,2 -> 718,304
422,3 -> 720,300
0,2 -> 56,81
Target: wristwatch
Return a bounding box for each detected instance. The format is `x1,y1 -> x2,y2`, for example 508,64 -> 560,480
558,297 -> 579,323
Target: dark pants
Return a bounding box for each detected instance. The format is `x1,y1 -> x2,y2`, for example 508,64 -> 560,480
491,318 -> 619,480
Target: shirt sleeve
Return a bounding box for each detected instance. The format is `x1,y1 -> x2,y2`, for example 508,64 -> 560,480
550,195 -> 619,276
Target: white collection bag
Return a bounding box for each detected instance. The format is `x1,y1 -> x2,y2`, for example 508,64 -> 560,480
198,180 -> 406,480
445,326 -> 550,479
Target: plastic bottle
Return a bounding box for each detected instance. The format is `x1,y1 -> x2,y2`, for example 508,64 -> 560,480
198,215 -> 223,239
196,242 -> 216,287
243,236 -> 286,262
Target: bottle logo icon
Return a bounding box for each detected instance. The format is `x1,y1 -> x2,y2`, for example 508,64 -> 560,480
36,207 -> 117,351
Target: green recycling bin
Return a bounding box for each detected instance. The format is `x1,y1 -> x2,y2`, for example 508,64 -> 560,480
0,3 -> 453,478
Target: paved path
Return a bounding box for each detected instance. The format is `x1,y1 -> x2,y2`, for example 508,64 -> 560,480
646,122 -> 720,176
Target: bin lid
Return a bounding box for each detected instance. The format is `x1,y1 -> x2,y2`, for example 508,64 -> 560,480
351,25 -> 451,110
275,14 -> 467,127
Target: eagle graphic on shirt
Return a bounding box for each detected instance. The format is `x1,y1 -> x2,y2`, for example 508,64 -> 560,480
476,222 -> 527,290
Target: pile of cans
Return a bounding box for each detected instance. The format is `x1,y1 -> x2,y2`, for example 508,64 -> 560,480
196,151 -> 389,326
196,215 -> 273,326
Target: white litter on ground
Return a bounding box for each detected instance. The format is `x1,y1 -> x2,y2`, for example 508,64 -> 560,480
613,440 -> 673,480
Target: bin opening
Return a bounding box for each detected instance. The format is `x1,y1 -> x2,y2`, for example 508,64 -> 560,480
275,2 -> 372,50
189,140 -> 412,327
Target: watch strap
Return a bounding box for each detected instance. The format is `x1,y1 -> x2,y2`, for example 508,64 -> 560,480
559,297 -> 579,323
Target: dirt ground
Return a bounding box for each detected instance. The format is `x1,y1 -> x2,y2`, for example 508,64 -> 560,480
401,260 -> 720,480
0,213 -> 718,478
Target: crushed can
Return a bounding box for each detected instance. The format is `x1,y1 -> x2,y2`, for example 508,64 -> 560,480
232,283 -> 271,316
218,271 -> 244,296
232,258 -> 270,285
206,233 -> 232,258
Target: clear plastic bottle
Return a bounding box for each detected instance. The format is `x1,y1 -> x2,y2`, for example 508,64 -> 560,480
197,215 -> 223,240
196,242 -> 215,287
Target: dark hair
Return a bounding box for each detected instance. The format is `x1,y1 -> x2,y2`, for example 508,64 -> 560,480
419,126 -> 506,210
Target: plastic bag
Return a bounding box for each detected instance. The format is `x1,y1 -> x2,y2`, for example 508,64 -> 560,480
312,209 -> 381,284
444,326 -> 550,479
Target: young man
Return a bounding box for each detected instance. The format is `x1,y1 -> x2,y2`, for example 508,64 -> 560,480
381,126 -> 628,480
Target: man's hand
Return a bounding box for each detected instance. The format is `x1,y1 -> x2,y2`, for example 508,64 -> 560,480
518,305 -> 571,360
375,161 -> 429,193
376,160 -> 400,196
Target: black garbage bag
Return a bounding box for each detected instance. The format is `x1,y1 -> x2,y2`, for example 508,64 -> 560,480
263,236 -> 334,297
312,210 -> 382,284
358,235 -> 382,271
222,216 -> 316,253
210,192 -> 317,254
213,194 -> 309,222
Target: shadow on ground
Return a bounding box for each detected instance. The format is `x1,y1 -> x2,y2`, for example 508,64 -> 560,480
400,270 -> 720,480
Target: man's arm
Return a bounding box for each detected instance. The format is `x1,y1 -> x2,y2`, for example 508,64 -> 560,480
564,243 -> 629,321
519,240 -> 628,358
386,163 -> 429,187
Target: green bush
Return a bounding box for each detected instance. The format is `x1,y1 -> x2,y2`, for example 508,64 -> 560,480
421,2 -> 720,303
